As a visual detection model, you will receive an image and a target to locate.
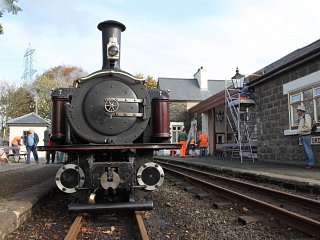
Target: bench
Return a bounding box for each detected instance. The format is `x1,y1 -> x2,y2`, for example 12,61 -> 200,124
7,152 -> 27,163
222,142 -> 257,159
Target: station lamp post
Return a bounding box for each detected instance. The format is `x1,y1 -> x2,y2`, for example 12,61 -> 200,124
231,67 -> 245,90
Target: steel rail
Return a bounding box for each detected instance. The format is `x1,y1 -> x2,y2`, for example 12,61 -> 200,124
64,215 -> 85,240
162,165 -> 320,239
135,212 -> 150,240
157,161 -> 320,211
64,213 -> 149,239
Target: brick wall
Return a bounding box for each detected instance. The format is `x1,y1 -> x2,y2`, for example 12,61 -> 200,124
253,58 -> 320,164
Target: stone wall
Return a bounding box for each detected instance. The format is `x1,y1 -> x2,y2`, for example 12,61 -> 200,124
169,101 -> 203,138
169,101 -> 189,126
253,58 -> 320,164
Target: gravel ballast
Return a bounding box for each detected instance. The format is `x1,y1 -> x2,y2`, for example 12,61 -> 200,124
5,179 -> 310,239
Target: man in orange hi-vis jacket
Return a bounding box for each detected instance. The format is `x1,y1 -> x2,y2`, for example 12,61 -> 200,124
178,128 -> 188,158
198,131 -> 208,157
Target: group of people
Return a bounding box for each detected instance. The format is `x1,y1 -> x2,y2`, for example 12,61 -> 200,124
9,128 -> 64,164
10,129 -> 39,164
177,105 -> 316,169
178,129 -> 208,158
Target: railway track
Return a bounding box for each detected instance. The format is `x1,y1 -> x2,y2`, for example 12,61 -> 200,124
156,159 -> 320,239
64,211 -> 149,240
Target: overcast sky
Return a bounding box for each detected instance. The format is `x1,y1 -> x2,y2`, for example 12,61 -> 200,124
1,0 -> 320,85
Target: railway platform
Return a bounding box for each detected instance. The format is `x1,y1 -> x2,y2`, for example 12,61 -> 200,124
0,159 -> 61,239
155,155 -> 320,193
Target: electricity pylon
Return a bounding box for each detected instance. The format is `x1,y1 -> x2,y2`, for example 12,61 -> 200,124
21,43 -> 37,83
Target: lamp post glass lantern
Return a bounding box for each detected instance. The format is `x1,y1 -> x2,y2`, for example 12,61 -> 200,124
215,110 -> 224,123
231,68 -> 245,89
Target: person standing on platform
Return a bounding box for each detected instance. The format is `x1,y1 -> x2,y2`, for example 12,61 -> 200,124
46,135 -> 56,164
198,131 -> 208,157
297,105 -> 315,169
178,128 -> 188,158
188,136 -> 196,157
56,151 -> 64,163
25,128 -> 39,164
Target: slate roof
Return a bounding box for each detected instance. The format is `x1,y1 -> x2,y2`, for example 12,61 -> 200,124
262,39 -> 320,74
158,78 -> 227,101
249,38 -> 320,85
6,112 -> 50,126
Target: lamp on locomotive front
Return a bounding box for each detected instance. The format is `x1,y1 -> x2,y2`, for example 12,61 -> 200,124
107,34 -> 120,61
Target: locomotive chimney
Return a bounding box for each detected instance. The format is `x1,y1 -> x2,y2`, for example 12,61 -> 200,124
97,20 -> 126,70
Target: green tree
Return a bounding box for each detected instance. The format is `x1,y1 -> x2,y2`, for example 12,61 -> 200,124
134,73 -> 157,89
0,65 -> 85,140
145,75 -> 157,89
42,65 -> 87,86
0,81 -> 32,140
32,75 -> 62,120
0,81 -> 15,137
0,0 -> 22,34
0,83 -> 28,122
32,65 -> 87,119
135,73 -> 144,80
0,65 -> 85,130
7,85 -> 34,118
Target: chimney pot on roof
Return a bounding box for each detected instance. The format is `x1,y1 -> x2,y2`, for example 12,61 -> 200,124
194,67 -> 208,90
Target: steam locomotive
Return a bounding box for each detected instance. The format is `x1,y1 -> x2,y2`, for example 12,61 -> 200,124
39,20 -> 180,212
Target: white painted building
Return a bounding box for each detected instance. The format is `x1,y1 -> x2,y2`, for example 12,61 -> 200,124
6,112 -> 50,158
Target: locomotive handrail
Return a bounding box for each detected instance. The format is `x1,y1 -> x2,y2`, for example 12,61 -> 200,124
77,70 -> 145,83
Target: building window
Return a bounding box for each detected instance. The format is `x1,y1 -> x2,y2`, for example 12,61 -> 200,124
289,84 -> 320,128
170,123 -> 184,143
216,133 -> 224,144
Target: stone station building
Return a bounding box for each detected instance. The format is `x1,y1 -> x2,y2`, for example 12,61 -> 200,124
189,39 -> 320,164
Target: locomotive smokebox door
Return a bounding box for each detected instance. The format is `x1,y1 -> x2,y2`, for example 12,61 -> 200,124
84,79 -> 139,135
66,73 -> 151,144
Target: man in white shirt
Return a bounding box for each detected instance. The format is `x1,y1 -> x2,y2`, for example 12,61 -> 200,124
297,105 -> 315,169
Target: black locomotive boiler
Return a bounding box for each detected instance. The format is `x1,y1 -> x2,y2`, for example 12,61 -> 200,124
39,20 -> 180,212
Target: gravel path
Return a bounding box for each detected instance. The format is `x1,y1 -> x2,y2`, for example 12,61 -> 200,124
145,180 -> 309,239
